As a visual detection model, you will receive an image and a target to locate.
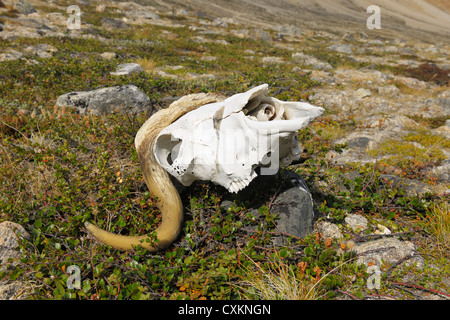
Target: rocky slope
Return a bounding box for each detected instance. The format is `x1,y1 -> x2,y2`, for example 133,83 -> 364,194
135,0 -> 450,43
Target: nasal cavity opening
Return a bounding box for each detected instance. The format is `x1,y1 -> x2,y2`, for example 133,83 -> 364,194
155,134 -> 182,167
167,141 -> 181,166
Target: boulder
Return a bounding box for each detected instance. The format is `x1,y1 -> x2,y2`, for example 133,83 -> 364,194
0,221 -> 29,272
0,281 -> 31,300
274,24 -> 303,38
100,17 -> 130,30
234,28 -> 272,42
56,85 -> 152,115
13,0 -> 37,14
292,52 -> 332,70
270,171 -> 315,244
110,63 -> 144,76
316,221 -> 343,240
0,50 -> 23,62
380,175 -> 434,197
24,43 -> 58,59
353,238 -> 424,269
99,52 -> 117,60
327,44 -> 353,54
345,214 -> 368,232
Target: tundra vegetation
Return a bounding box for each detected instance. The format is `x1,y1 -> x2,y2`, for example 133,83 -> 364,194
0,0 -> 448,300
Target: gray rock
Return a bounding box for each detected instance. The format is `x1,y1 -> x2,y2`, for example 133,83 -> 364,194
393,76 -> 427,89
261,56 -> 285,64
367,40 -> 383,46
292,52 -> 332,70
355,88 -> 371,99
353,238 -> 424,269
327,44 -> 353,54
110,63 -> 144,76
316,221 -> 343,240
345,214 -> 368,232
212,17 -> 229,28
175,8 -> 188,16
270,171 -> 315,244
13,0 -> 37,14
101,17 -> 130,30
56,85 -> 152,115
99,52 -> 117,60
377,85 -> 400,96
380,175 -> 434,197
234,28 -> 272,42
0,221 -> 29,272
0,50 -> 23,62
346,136 -> 372,150
274,24 -> 302,37
24,43 -> 58,59
342,32 -> 368,41
220,199 -> 235,212
74,0 -> 90,5
0,281 -> 31,300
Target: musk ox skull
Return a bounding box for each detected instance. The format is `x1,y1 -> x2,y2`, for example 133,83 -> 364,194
85,84 -> 324,251
154,84 -> 324,193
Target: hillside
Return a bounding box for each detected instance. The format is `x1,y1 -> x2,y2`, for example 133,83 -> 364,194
138,0 -> 450,43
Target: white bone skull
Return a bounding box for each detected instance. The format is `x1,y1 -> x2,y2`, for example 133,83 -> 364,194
154,84 -> 324,193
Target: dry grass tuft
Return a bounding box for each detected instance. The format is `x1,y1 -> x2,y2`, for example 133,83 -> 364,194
424,200 -> 449,250
135,57 -> 159,74
237,253 -> 322,300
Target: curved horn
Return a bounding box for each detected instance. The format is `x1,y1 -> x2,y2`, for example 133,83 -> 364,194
85,93 -> 225,251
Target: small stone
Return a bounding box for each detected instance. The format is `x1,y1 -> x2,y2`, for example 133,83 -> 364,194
0,221 -> 29,272
220,199 -> 235,212
316,221 -> 343,240
261,56 -> 285,64
110,63 -> 144,76
212,18 -> 228,28
352,238 -> 424,269
100,52 -> 117,60
0,281 -> 31,300
327,44 -> 353,54
355,88 -> 371,99
274,24 -> 303,37
96,4 -> 106,13
378,85 -> 400,96
380,175 -> 434,197
345,214 -> 368,232
175,9 -> 188,16
0,50 -> 23,62
24,44 -> 58,59
373,224 -> 391,235
342,32 -> 368,41
234,28 -> 272,42
13,0 -> 37,14
101,17 -> 130,30
56,85 -> 152,115
293,52 -> 333,70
